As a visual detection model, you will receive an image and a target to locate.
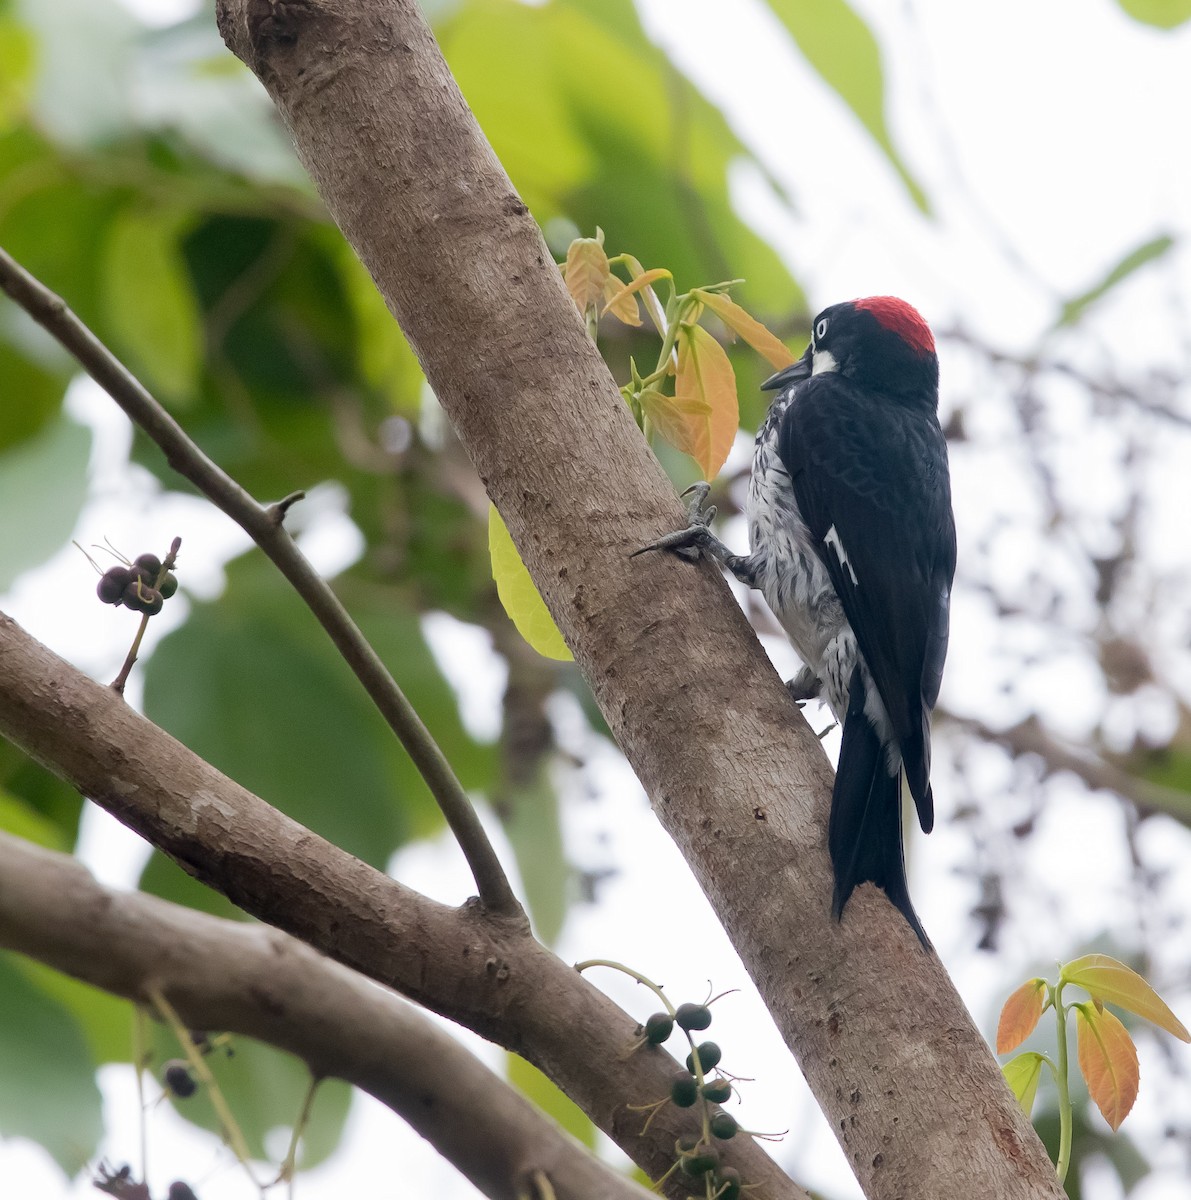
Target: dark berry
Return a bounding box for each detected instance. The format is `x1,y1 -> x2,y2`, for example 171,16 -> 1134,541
716,1166 -> 742,1199
163,1059 -> 196,1099
122,581 -> 164,615
134,553 -> 162,578
679,1149 -> 718,1177
644,1012 -> 673,1044
685,1041 -> 721,1074
97,566 -> 132,604
669,1074 -> 698,1108
676,1134 -> 701,1154
168,1184 -> 199,1200
675,1002 -> 712,1031
710,1112 -> 738,1140
701,1078 -> 732,1104
159,571 -> 179,599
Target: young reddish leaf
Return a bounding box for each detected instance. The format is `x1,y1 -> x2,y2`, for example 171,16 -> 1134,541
997,978 -> 1047,1054
1062,953 -> 1190,1042
601,267 -> 671,322
563,236 -> 610,315
601,276 -> 641,327
1001,1052 -> 1045,1117
622,254 -> 669,335
692,289 -> 798,371
673,323 -> 739,479
1075,1002 -> 1140,1131
639,387 -> 713,466
488,506 -> 573,663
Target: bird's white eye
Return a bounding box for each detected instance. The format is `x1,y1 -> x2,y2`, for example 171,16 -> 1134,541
815,317 -> 829,341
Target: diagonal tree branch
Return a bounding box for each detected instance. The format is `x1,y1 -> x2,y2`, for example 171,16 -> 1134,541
0,242 -> 519,921
0,831 -> 653,1200
0,610 -> 808,1200
210,2 -> 1065,1197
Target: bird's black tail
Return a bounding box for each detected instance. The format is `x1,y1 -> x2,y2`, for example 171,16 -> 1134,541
829,670 -> 930,948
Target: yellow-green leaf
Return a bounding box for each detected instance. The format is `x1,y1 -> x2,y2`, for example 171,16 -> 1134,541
488,506 -> 572,662
1116,0 -> 1191,30
563,235 -> 609,315
1075,1002 -> 1140,1131
673,323 -> 739,478
997,978 -> 1047,1055
601,275 -> 641,326
639,386 -> 713,465
1062,953 -> 1190,1042
692,289 -> 797,371
1002,1052 -> 1045,1117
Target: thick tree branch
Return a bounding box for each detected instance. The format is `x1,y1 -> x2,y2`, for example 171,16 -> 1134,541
0,243 -> 519,920
0,831 -> 652,1200
210,2 -> 1064,1197
0,611 -> 806,1200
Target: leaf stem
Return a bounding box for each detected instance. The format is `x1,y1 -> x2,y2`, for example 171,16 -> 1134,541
1052,982 -> 1073,1184
0,245 -> 523,920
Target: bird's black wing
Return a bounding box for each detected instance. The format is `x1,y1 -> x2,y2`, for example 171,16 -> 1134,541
776,374 -> 956,832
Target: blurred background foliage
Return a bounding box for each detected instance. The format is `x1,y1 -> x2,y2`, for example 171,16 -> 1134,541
0,0 -> 1189,1195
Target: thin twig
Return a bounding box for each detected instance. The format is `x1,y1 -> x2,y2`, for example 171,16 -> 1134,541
0,245 -> 522,919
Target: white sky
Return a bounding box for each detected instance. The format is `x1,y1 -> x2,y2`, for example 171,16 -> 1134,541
4,0 -> 1191,1198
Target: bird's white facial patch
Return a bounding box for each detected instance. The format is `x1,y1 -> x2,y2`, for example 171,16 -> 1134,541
812,348 -> 839,375
824,523 -> 858,585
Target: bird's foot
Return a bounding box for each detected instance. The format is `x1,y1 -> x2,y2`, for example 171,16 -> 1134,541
785,666 -> 822,705
632,481 -> 718,562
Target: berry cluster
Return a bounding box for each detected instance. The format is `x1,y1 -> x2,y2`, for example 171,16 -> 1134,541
642,1001 -> 747,1199
96,553 -> 178,616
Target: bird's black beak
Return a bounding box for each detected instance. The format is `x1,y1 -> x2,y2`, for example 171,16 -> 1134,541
761,343 -> 813,391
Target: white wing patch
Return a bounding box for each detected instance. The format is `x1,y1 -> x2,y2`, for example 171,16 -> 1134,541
824,523 -> 858,586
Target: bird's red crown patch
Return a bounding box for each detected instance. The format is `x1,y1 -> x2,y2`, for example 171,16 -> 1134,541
855,296 -> 935,356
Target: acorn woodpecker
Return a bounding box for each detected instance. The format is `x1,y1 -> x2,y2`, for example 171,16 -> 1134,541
638,296 -> 956,946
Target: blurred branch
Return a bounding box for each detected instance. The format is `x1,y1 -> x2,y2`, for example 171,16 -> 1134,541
0,610 -> 808,1200
0,243 -> 520,920
944,712 -> 1191,824
0,831 -> 653,1200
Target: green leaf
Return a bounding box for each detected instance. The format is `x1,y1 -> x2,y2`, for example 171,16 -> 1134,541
0,951 -> 103,1175
1056,234 -> 1176,328
14,958 -> 133,1065
765,0 -> 928,211
488,505 -> 573,662
498,769 -> 570,946
102,207 -> 202,402
1001,1051 -> 1045,1117
0,740 -> 85,850
0,791 -> 71,850
1116,0 -> 1191,29
507,1053 -> 596,1149
1061,952 -> 1190,1042
152,1026 -> 352,1170
0,15 -> 36,128
0,414 -> 90,591
141,552 -> 469,904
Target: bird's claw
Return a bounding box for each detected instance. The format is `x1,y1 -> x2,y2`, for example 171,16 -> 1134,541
632,481 -> 717,560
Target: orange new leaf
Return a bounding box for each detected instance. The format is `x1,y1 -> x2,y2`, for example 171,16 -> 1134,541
564,236 -> 610,315
692,289 -> 798,371
671,323 -> 739,478
1075,1002 -> 1140,1131
1062,953 -> 1190,1042
639,387 -> 713,466
997,978 -> 1047,1054
601,276 -> 642,326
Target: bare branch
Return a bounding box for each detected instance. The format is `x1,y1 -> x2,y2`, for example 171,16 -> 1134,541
0,610 -> 808,1200
0,831 -> 652,1200
0,242 -> 519,919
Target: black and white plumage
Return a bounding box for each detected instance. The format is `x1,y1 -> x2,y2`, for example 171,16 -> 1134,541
639,296 -> 956,946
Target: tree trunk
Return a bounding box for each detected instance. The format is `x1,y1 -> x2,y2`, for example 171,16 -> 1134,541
212,2 -> 1065,1198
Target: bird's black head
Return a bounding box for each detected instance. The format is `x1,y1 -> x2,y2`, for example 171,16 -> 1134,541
807,296 -> 939,405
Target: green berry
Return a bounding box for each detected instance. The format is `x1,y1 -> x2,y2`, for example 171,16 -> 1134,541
669,1074 -> 698,1108
716,1166 -> 742,1199
679,1149 -> 718,1177
97,566 -> 132,604
685,1040 -> 721,1074
644,1012 -> 674,1045
710,1112 -> 738,1140
159,571 -> 178,599
674,1002 -> 712,1031
701,1078 -> 732,1104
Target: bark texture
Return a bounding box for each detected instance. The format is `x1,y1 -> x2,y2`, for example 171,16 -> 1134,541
0,612 -> 803,1200
0,831 -> 652,1200
212,2 -> 1065,1198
